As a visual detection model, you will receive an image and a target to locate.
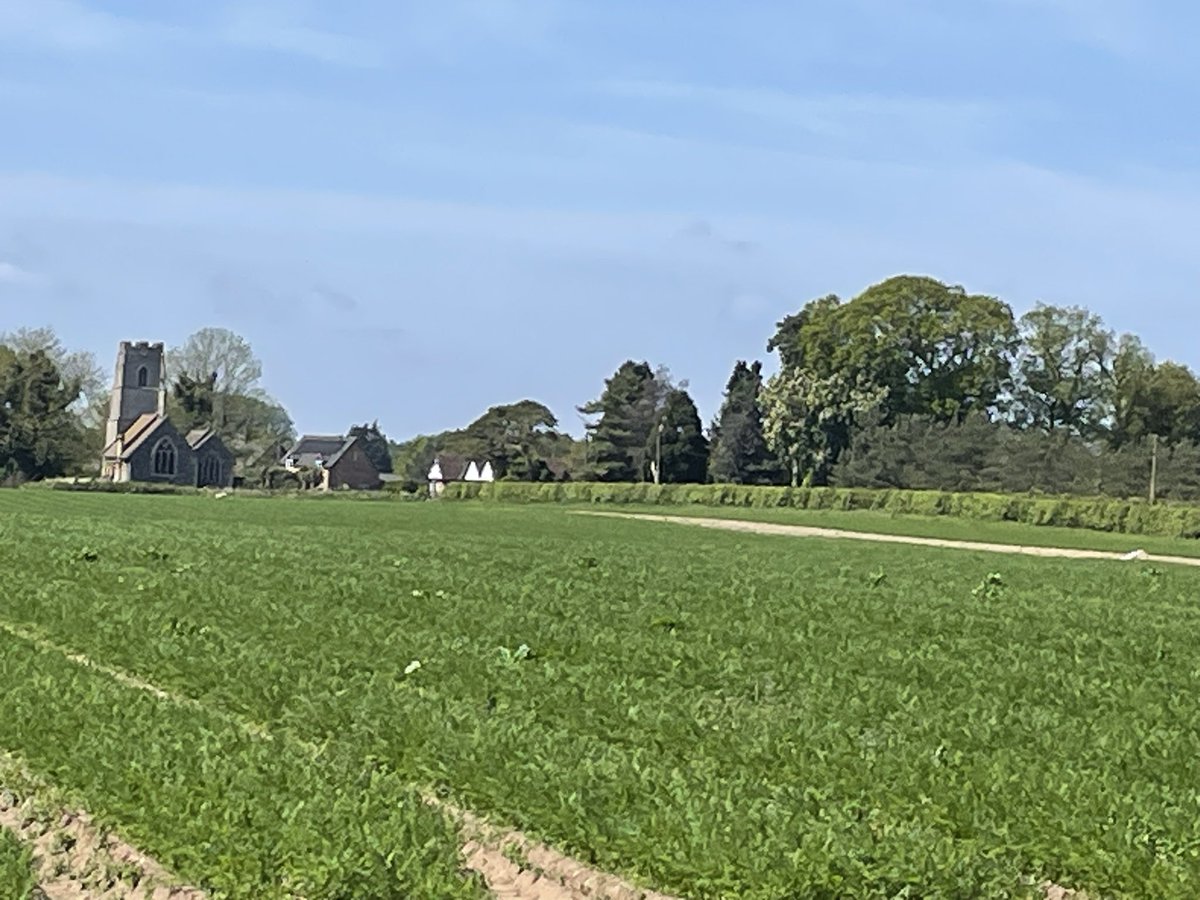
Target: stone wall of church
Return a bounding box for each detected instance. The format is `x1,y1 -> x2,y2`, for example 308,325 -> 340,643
126,430 -> 197,487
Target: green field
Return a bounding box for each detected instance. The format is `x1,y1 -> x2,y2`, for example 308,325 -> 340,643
3,492 -> 1200,897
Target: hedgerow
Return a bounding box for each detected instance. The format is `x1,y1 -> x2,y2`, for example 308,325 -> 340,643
439,481 -> 1200,538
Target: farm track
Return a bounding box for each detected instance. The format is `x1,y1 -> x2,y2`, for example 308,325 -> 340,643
581,511 -> 1200,567
0,618 -> 676,900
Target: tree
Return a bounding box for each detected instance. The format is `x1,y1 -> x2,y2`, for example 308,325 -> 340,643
1011,304 -> 1115,436
458,400 -> 561,481
578,361 -> 668,482
767,277 -> 1017,424
1109,334 -> 1156,448
707,360 -> 781,484
649,388 -> 709,483
0,326 -> 106,427
348,421 -> 394,474
170,328 -> 264,397
0,349 -> 84,481
761,368 -> 888,486
170,371 -> 218,433
168,328 -> 293,473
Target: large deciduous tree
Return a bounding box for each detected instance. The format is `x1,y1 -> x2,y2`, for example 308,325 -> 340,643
761,367 -> 888,486
707,361 -> 781,484
168,328 -> 294,472
170,327 -> 264,397
767,277 -> 1017,424
1011,303 -> 1115,436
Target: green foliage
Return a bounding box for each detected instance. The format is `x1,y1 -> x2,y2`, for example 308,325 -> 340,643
649,388 -> 708,483
768,276 -> 1018,423
7,494 -> 1200,896
0,348 -> 85,482
707,361 -> 782,485
1012,303 -> 1116,435
579,361 -> 668,482
0,830 -> 35,900
441,480 -> 1200,539
169,371 -> 217,432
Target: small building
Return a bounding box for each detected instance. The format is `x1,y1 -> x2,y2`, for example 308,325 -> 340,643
281,434 -> 381,491
427,453 -> 494,497
100,341 -> 235,487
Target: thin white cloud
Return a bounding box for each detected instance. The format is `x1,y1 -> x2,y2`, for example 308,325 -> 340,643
0,261 -> 43,286
0,0 -> 130,49
598,79 -> 1029,153
987,0 -> 1155,58
222,6 -> 385,68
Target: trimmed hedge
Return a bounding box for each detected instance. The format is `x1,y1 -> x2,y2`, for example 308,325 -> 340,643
440,481 -> 1200,539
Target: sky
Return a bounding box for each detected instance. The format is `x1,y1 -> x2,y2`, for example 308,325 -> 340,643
2,0 -> 1199,439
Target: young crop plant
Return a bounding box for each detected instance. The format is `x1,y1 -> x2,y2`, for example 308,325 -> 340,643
6,492 -> 1200,896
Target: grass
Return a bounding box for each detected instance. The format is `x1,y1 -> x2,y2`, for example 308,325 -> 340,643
4,491 -> 1200,896
0,829 -> 35,900
615,502 -> 1200,558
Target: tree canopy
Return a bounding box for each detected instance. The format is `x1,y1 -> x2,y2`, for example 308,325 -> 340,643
707,360 -> 781,485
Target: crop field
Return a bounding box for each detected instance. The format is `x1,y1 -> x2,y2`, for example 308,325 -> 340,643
3,492 -> 1200,897
0,829 -> 35,900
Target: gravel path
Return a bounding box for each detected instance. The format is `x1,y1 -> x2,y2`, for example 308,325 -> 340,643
581,512 -> 1200,568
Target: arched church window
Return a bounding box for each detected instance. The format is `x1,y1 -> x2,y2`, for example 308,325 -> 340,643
200,455 -> 221,485
137,366 -> 149,387
153,438 -> 176,476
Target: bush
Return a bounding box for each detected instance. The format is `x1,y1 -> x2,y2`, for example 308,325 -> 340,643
438,481 -> 1200,539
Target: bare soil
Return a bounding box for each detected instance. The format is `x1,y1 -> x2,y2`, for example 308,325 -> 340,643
0,755 -> 203,900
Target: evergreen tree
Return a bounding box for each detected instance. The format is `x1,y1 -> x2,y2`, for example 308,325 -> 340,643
650,388 -> 709,483
578,361 -> 663,482
171,371 -> 217,432
707,360 -> 780,484
348,421 -> 394,473
0,349 -> 84,482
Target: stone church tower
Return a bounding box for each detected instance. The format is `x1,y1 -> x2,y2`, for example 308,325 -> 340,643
103,341 -> 167,451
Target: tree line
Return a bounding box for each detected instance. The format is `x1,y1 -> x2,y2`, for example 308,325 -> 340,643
6,273 -> 1199,501
448,273 -> 1198,501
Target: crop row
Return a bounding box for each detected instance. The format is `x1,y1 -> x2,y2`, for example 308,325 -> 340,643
0,829 -> 35,900
0,624 -> 479,896
4,492 -> 1200,896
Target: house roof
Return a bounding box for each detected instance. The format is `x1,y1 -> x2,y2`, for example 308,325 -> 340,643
283,434 -> 360,468
186,427 -> 216,450
102,413 -> 171,460
429,452 -> 468,482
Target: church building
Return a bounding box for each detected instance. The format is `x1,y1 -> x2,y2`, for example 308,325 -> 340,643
100,341 -> 235,488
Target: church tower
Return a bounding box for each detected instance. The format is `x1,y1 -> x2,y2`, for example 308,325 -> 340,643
103,341 -> 167,450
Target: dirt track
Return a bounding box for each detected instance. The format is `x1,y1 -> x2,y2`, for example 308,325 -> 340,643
581,511 -> 1200,568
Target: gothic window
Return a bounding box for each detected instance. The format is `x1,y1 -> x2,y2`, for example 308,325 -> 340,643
152,438 -> 176,476
137,366 -> 149,387
199,455 -> 221,486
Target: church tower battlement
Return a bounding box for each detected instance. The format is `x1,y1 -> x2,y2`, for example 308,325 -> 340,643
104,340 -> 167,450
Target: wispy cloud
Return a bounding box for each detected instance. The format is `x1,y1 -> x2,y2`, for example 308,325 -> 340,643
987,0 -> 1155,58
0,0 -> 132,49
222,5 -> 385,68
598,79 -> 1030,159
0,260 -> 43,286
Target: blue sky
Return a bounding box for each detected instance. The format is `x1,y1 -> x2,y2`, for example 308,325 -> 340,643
1,1 -> 1198,438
